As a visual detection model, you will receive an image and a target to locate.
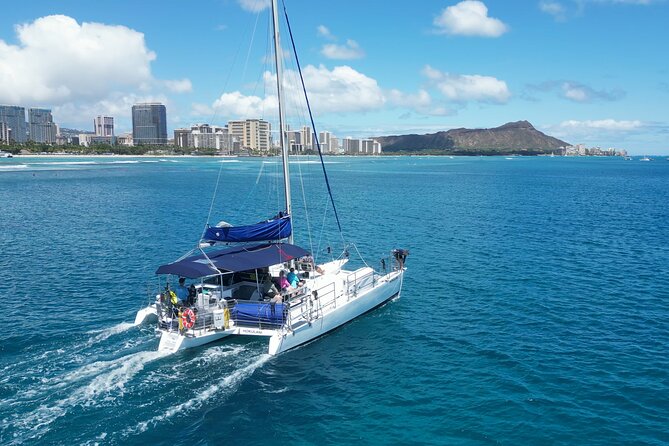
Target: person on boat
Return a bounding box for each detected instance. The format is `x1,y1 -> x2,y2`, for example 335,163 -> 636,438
286,267 -> 304,288
261,274 -> 280,300
175,277 -> 189,305
278,270 -> 293,292
270,293 -> 283,304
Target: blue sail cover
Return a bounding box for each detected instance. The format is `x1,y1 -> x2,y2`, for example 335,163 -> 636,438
203,216 -> 291,243
156,243 -> 310,278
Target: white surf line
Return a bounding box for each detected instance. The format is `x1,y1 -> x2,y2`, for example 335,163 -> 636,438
122,353 -> 271,437
31,161 -> 99,165
5,350 -> 168,445
84,322 -> 135,347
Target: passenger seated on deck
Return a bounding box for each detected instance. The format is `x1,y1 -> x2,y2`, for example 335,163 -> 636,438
286,267 -> 304,288
278,270 -> 293,292
261,274 -> 280,300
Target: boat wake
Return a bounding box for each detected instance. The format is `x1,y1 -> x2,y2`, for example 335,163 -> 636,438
0,326 -> 269,446
85,321 -> 135,347
2,350 -> 168,445
123,350 -> 270,437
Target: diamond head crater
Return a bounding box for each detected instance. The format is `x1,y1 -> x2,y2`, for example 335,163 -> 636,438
375,120 -> 570,156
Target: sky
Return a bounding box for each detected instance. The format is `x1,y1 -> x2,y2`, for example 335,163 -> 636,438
0,0 -> 668,154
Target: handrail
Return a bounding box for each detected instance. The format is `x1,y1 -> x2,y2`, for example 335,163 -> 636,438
155,266 -> 385,335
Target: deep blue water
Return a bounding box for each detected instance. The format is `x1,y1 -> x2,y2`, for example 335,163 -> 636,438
1,155 -> 668,445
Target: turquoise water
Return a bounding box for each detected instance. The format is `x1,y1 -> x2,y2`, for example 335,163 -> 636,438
1,156 -> 667,445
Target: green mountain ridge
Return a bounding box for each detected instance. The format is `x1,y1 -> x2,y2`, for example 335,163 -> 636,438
375,121 -> 570,155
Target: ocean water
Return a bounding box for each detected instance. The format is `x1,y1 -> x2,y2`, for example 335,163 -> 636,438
0,155 -> 667,445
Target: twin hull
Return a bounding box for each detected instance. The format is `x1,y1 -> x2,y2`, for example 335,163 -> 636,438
153,269 -> 403,355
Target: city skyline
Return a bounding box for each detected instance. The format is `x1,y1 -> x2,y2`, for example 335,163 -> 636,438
0,1 -> 667,154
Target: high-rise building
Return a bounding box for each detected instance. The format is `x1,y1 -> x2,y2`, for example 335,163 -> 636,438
227,119 -> 271,152
300,126 -> 313,151
132,103 -> 167,145
94,116 -> 114,136
245,119 -> 271,152
29,108 -> 57,143
319,131 -> 332,153
0,122 -> 10,144
174,128 -> 190,148
330,136 -> 340,154
0,105 -> 27,143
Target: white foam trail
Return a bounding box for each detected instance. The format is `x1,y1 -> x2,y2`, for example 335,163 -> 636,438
32,161 -> 98,165
124,353 -> 270,436
85,322 -> 134,347
6,350 -> 167,445
0,164 -> 28,169
218,159 -> 239,163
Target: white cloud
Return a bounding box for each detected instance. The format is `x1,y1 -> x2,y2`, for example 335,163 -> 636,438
317,25 -> 335,40
423,65 -> 511,103
321,39 -> 365,60
164,78 -> 193,93
526,80 -> 625,102
204,65 -> 384,118
212,91 -> 278,118
387,89 -> 454,116
237,0 -> 270,12
539,1 -> 567,20
0,15 -> 156,105
433,1 -> 508,37
287,65 -> 383,112
558,119 -> 643,131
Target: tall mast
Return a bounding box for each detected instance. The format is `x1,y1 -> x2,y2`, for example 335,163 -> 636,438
271,0 -> 293,244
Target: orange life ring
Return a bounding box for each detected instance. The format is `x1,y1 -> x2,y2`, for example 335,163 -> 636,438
181,308 -> 196,329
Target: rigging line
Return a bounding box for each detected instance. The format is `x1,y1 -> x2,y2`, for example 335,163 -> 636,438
203,8 -> 264,238
351,243 -> 371,269
295,151 -> 315,256
241,8 -> 263,88
203,159 -> 227,239
315,193 -> 331,263
209,5 -> 256,125
282,1 -> 345,243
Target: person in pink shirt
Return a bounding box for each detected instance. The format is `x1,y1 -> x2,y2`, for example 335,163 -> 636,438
278,270 -> 292,291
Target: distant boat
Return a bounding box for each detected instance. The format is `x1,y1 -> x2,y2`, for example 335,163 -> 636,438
0,151 -> 13,158
550,152 -> 555,157
640,156 -> 651,161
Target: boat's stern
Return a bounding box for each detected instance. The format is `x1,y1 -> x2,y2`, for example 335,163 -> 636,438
158,330 -> 185,352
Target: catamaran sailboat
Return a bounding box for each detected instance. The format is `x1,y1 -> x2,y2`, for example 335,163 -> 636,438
134,0 -> 407,355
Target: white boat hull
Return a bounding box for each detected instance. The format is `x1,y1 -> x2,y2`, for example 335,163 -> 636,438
157,329 -> 233,353
268,270 -> 403,355
134,304 -> 158,325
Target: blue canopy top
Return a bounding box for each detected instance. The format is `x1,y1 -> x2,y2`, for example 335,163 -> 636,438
156,242 -> 310,278
203,215 -> 291,243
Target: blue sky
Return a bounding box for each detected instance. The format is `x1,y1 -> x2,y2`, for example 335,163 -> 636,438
0,0 -> 667,154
